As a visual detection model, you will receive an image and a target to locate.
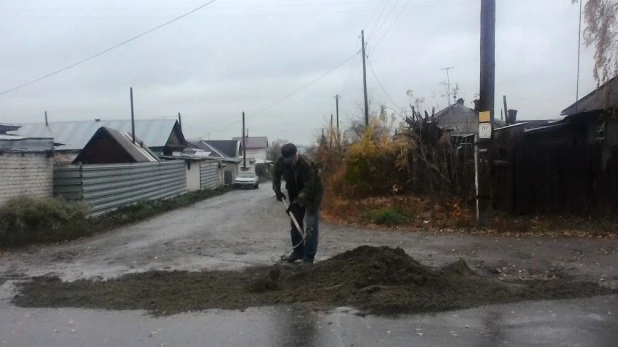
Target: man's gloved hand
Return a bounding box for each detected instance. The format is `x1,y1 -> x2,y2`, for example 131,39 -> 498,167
286,200 -> 300,215
275,191 -> 286,202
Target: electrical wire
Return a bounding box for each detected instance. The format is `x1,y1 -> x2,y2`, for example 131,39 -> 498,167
367,56 -> 400,109
367,0 -> 389,37
212,50 -> 362,132
370,0 -> 400,39
370,0 -> 411,53
0,0 -> 219,96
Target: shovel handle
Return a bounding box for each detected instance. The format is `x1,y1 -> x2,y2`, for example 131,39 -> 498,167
282,199 -> 306,239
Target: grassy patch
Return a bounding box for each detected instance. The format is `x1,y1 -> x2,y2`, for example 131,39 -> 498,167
0,188 -> 229,249
0,196 -> 89,248
360,208 -> 411,226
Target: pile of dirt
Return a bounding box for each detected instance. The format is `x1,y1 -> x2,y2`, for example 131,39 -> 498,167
12,246 -> 614,316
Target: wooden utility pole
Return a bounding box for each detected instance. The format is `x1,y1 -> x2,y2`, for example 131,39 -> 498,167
361,30 -> 369,126
44,111 -> 49,126
335,94 -> 340,133
130,87 -> 136,144
177,112 -> 182,131
477,0 -> 496,227
242,111 -> 247,170
502,96 -> 508,125
330,114 -> 334,148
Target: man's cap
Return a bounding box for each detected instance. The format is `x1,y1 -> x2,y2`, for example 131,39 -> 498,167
281,143 -> 297,163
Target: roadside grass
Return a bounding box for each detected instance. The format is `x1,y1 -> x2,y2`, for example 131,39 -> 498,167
323,194 -> 618,237
360,208 -> 411,226
0,188 -> 229,249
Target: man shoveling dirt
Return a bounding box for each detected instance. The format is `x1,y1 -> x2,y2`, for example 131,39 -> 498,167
272,143 -> 323,264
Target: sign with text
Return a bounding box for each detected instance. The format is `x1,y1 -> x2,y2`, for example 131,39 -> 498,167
479,123 -> 492,139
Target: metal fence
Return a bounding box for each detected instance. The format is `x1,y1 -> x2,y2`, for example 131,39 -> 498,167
200,162 -> 220,189
54,161 -> 186,217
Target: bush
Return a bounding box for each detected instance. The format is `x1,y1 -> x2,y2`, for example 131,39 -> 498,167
0,196 -> 89,247
360,208 -> 410,226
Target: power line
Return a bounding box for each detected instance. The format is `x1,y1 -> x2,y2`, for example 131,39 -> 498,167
367,57 -> 400,109
367,0 -> 390,37
0,0 -> 219,96
339,36 -> 362,95
370,0 -> 400,40
370,0 -> 411,53
213,50 -> 362,132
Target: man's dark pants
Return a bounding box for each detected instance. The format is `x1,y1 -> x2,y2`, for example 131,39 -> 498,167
289,205 -> 320,262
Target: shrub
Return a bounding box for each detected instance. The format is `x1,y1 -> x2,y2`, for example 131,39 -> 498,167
0,196 -> 89,247
360,208 -> 410,226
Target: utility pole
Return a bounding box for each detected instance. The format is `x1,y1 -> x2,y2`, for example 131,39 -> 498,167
177,112 -> 182,131
361,30 -> 369,126
576,0 -> 583,113
242,111 -> 247,170
477,0 -> 496,227
330,114 -> 334,148
335,94 -> 340,133
44,111 -> 49,126
130,87 -> 136,144
502,95 -> 508,125
441,66 -> 454,105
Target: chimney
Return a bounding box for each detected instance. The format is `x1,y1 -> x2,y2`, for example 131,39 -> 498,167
456,98 -> 464,105
507,109 -> 518,125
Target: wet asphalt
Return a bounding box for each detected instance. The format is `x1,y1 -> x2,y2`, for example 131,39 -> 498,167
1,186 -> 617,346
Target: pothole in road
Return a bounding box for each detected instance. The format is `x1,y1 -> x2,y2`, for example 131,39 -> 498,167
11,246 -> 615,317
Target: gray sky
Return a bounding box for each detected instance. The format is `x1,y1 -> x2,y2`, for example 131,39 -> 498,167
0,0 -> 597,145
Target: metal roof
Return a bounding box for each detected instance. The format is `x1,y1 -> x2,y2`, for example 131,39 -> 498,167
204,140 -> 240,158
0,137 -> 54,152
12,119 -> 179,151
562,75 -> 618,115
232,136 -> 268,149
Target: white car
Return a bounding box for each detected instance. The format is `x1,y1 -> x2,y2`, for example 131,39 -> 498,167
233,171 -> 259,189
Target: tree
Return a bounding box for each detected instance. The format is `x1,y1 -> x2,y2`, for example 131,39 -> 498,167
573,0 -> 618,83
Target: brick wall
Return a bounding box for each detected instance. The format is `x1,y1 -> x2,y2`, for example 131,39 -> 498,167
0,152 -> 53,205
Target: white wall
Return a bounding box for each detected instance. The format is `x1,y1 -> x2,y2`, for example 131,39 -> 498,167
244,148 -> 267,161
185,161 -> 202,192
0,152 -> 53,205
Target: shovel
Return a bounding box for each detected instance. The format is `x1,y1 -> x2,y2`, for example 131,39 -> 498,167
276,199 -> 307,263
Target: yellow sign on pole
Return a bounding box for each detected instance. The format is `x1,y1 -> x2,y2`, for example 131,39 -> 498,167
479,111 -> 491,123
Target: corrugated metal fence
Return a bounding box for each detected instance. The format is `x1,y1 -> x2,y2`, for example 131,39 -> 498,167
200,162 -> 220,189
54,161 -> 186,217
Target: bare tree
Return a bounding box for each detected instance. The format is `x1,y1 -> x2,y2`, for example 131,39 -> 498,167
266,139 -> 287,161
573,0 -> 618,83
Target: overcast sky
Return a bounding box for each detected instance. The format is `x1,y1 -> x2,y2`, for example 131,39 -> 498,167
0,0 -> 597,145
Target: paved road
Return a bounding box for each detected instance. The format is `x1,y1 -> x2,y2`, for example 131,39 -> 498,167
1,186 -> 617,346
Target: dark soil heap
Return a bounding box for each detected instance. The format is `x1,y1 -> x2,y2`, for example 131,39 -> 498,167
12,246 -> 613,316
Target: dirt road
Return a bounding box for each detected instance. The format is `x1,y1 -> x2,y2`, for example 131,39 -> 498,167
2,186 -> 617,285
1,186 -> 617,346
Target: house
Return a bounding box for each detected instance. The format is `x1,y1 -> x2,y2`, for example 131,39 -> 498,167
12,119 -> 187,163
233,136 -> 269,162
559,76 -> 618,147
0,124 -> 55,205
189,139 -> 243,184
202,140 -> 241,158
73,127 -> 159,164
435,99 -> 506,136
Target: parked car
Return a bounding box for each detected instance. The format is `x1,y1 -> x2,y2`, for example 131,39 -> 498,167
233,171 -> 259,189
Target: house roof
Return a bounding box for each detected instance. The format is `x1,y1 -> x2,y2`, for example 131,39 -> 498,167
204,140 -> 240,158
232,136 -> 268,149
12,119 -> 182,151
0,136 -> 54,152
73,127 -> 159,163
189,140 -> 226,158
561,76 -> 618,115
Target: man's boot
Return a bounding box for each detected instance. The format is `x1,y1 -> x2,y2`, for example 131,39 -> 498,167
283,251 -> 302,263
